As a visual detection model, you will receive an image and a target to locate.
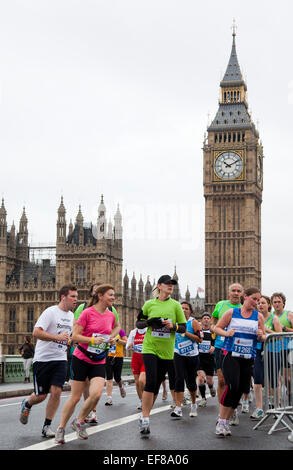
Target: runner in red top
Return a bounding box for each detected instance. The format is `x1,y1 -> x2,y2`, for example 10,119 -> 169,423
126,327 -> 147,410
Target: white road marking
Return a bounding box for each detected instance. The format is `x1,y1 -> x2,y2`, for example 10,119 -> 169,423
19,405 -> 171,450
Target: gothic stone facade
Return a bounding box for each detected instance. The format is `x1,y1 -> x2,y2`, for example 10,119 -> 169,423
0,197 -> 205,354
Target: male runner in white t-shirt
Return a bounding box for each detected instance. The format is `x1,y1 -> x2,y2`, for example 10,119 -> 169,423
19,284 -> 78,438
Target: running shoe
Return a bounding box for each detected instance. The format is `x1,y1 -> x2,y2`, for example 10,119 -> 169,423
55,426 -> 65,444
224,423 -> 232,436
170,401 -> 176,409
139,417 -> 150,435
171,407 -> 182,418
105,397 -> 113,406
42,425 -> 55,438
189,403 -> 198,417
162,391 -> 168,400
182,393 -> 191,406
199,398 -> 207,407
71,419 -> 89,440
120,385 -> 126,398
209,387 -> 216,397
85,410 -> 98,425
137,401 -> 142,410
19,399 -> 31,425
229,409 -> 239,426
250,408 -> 264,420
241,399 -> 249,413
215,422 -> 227,437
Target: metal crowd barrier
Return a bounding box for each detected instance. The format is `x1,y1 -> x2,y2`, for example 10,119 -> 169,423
254,332 -> 293,434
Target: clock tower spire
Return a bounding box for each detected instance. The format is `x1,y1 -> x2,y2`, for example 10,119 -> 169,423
203,26 -> 263,311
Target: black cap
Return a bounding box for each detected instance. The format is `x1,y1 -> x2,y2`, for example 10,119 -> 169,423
157,275 -> 177,285
201,312 -> 211,319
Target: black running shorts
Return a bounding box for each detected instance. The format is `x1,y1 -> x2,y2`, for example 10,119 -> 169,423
70,355 -> 106,382
33,360 -> 67,395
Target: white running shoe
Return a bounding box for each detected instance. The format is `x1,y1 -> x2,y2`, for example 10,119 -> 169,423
171,407 -> 182,418
229,409 -> 239,425
199,398 -> 207,407
137,401 -> 142,410
55,426 -> 65,444
139,417 -> 150,435
85,410 -> 98,425
189,403 -> 198,417
105,397 -> 113,406
250,408 -> 264,420
42,425 -> 55,438
215,422 -> 227,437
71,419 -> 89,440
224,423 -> 232,436
241,400 -> 249,413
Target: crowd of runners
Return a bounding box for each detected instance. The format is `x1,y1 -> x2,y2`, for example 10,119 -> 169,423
17,277 -> 293,444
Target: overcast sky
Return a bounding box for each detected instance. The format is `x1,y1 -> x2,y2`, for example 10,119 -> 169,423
1,0 -> 293,307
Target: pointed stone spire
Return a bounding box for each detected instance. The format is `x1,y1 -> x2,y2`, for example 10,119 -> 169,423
18,207 -> 28,245
114,204 -> 122,239
76,205 -> 84,225
58,196 -> 66,216
107,219 -> 113,239
76,205 -> 84,245
0,198 -> 7,239
185,285 -> 191,302
0,198 -> 7,219
131,272 -> 137,300
97,195 -> 107,240
220,20 -> 245,87
172,266 -> 180,301
123,269 -> 129,298
57,196 -> 66,244
145,275 -> 152,300
68,218 -> 73,236
208,24 -> 254,132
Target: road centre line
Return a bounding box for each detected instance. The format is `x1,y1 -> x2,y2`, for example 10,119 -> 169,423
19,405 -> 171,450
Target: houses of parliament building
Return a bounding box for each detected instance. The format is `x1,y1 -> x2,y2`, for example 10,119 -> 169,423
0,196 -> 204,354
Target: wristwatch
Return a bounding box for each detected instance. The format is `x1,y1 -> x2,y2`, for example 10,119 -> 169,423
283,326 -> 287,332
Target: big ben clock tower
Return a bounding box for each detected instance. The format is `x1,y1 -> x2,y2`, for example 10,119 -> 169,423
203,26 -> 263,311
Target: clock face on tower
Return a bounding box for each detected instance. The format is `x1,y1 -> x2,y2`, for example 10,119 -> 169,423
214,151 -> 243,180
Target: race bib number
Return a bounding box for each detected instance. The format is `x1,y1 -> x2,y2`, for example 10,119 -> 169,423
151,319 -> 171,338
108,344 -> 116,354
232,337 -> 253,359
87,333 -> 110,354
133,343 -> 143,353
178,339 -> 195,356
198,340 -> 211,354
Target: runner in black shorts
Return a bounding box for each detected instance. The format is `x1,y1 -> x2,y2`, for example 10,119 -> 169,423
55,284 -> 120,444
197,313 -> 216,407
19,285 -> 78,438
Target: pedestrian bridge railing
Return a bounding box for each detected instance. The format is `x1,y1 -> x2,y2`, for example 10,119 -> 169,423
254,332 -> 293,435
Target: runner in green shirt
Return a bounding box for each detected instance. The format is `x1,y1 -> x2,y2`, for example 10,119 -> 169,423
136,274 -> 186,436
